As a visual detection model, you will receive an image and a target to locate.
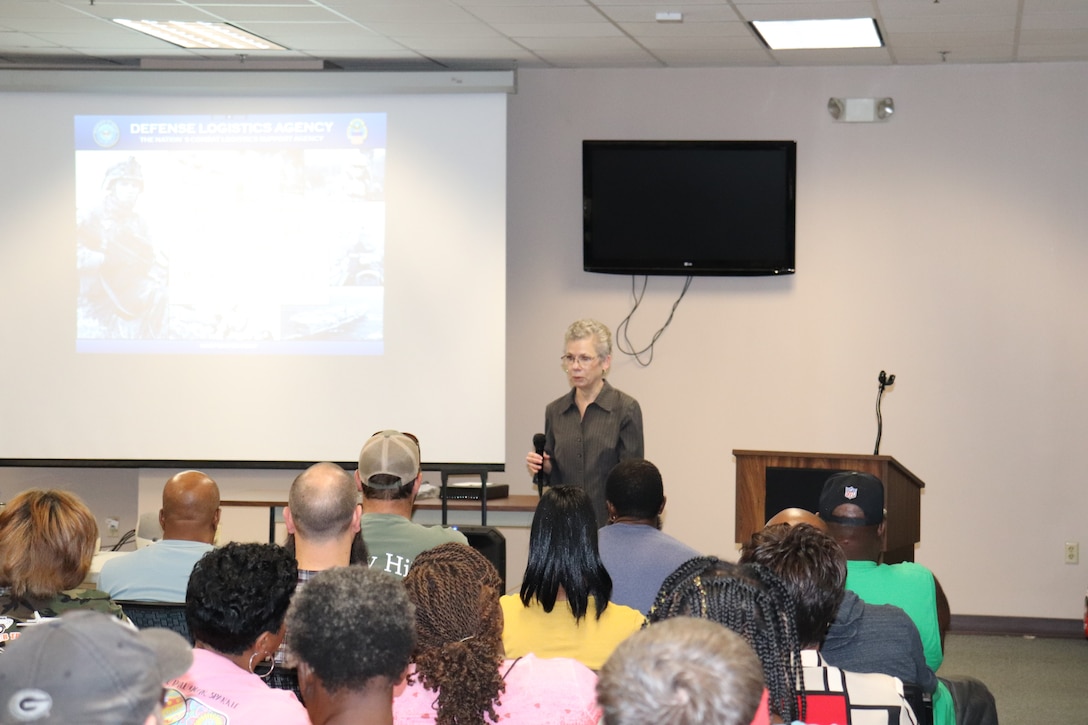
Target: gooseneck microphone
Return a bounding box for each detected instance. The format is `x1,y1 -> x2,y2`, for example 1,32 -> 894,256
532,433 -> 547,494
874,370 -> 896,455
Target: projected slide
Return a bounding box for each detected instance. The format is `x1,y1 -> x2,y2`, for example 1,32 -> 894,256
75,113 -> 387,354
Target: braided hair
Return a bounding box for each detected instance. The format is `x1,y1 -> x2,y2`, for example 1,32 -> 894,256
647,556 -> 804,723
402,543 -> 507,725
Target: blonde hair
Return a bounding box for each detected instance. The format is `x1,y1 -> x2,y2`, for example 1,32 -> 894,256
0,489 -> 98,598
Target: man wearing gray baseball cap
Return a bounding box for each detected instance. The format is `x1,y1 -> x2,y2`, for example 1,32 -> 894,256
0,609 -> 192,725
356,429 -> 466,579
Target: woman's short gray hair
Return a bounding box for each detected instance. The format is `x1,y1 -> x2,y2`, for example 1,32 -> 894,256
565,318 -> 612,358
597,617 -> 765,725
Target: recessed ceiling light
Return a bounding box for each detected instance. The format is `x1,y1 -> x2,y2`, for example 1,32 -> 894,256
750,18 -> 883,50
113,19 -> 285,51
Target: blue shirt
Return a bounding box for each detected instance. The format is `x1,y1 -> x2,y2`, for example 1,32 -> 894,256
99,539 -> 214,602
598,522 -> 698,615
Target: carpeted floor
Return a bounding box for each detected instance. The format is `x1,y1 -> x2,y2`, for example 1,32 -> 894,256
939,633 -> 1088,725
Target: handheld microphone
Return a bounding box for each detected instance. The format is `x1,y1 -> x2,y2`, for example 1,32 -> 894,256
532,433 -> 546,487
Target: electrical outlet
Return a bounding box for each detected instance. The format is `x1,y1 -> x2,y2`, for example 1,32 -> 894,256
106,517 -> 120,537
1064,541 -> 1079,565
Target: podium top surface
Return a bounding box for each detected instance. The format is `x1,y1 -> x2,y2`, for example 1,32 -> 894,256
732,450 -> 924,489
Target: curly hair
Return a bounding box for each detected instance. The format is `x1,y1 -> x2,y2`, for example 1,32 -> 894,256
402,543 -> 506,725
519,486 -> 612,621
185,542 -> 298,655
739,523 -> 847,648
0,489 -> 98,598
647,557 -> 802,723
285,566 -> 415,694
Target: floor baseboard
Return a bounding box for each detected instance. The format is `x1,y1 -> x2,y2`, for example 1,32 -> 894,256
949,614 -> 1083,639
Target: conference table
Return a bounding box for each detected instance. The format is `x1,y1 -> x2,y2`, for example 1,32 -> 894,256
221,491 -> 541,543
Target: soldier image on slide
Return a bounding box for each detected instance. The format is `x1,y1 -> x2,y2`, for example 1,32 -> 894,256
77,156 -> 168,340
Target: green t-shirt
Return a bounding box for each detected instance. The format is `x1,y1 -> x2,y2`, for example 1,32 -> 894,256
845,560 -> 955,725
360,513 -> 468,579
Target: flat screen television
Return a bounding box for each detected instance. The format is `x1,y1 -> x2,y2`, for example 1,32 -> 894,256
583,140 -> 796,276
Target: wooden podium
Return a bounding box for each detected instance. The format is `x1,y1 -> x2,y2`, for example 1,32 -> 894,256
734,450 -> 925,563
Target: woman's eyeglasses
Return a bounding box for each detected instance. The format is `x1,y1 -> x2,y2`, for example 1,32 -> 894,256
560,354 -> 599,369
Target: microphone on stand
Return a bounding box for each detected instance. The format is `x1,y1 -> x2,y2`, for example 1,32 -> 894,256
874,370 -> 896,455
532,433 -> 547,496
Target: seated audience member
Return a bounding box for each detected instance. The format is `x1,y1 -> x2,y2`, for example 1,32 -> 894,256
273,461 -> 368,699
357,430 -> 467,578
0,489 -> 125,646
284,461 -> 368,569
597,616 -> 770,725
99,470 -> 220,602
286,566 -> 416,725
758,508 -> 937,695
819,473 -> 949,664
766,507 -> 821,528
647,557 -> 802,723
597,459 -> 700,615
819,472 -> 959,725
501,486 -> 645,671
0,609 -> 192,725
166,542 -> 309,725
397,542 -> 600,725
740,523 -> 917,725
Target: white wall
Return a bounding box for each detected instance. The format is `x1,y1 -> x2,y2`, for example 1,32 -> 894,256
496,63 -> 1088,620
3,61 -> 1085,619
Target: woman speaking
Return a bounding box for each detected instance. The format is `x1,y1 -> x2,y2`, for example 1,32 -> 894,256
525,318 -> 643,527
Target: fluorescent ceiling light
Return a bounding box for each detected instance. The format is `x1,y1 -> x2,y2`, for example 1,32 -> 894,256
751,18 -> 883,50
113,19 -> 285,51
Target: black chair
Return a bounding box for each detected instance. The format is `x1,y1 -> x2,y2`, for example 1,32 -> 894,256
902,681 -> 933,725
266,666 -> 302,702
939,675 -> 998,725
115,601 -> 191,644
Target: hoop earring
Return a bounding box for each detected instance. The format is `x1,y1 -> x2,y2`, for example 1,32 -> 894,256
248,651 -> 276,680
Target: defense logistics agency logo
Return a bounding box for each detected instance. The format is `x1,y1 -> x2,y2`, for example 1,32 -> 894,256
844,486 -> 858,500
92,119 -> 121,148
347,118 -> 369,145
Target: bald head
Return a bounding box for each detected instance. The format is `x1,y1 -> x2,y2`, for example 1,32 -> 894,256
288,462 -> 359,542
161,470 -> 221,543
765,508 -> 827,531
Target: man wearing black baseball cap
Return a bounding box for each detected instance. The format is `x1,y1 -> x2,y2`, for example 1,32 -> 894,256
0,610 -> 191,725
819,471 -> 966,725
818,471 -> 946,651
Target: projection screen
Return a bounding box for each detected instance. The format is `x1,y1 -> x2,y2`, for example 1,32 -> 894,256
0,72 -> 508,466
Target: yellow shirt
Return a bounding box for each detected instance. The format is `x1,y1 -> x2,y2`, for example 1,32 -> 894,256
499,594 -> 645,671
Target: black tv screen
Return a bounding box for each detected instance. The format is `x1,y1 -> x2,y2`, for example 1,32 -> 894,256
583,140 -> 796,276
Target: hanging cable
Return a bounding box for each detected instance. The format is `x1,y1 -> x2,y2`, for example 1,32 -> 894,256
615,275 -> 692,367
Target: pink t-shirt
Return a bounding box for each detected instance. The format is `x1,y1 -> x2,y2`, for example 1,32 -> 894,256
393,653 -> 600,724
164,648 -> 311,725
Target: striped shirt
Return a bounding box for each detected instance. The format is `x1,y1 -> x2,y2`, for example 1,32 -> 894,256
544,380 -> 644,526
